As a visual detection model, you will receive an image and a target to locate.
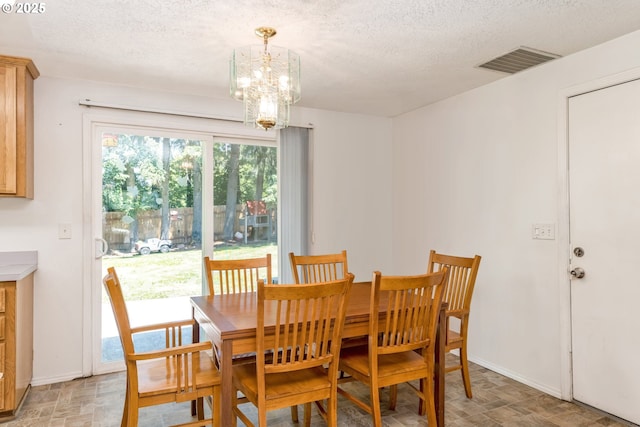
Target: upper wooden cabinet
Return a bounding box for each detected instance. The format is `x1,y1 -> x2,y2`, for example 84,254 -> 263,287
0,55 -> 39,199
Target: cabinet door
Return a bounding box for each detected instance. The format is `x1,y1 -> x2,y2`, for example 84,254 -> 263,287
0,286 -> 5,410
0,65 -> 18,195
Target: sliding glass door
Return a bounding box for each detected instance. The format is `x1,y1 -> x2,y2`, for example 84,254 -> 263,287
93,124 -> 214,374
211,137 -> 279,280
87,118 -> 305,375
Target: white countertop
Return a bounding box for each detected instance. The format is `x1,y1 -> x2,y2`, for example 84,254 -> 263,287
0,251 -> 38,281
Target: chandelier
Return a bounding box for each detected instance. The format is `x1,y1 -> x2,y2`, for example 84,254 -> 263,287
230,27 -> 301,130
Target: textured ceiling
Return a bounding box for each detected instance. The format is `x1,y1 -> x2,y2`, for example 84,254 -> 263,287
1,0 -> 640,117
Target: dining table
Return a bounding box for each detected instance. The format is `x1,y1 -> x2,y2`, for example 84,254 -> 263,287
190,281 -> 447,427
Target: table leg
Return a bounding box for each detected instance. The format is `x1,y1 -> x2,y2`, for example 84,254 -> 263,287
220,340 -> 234,426
434,303 -> 446,427
191,310 -> 201,416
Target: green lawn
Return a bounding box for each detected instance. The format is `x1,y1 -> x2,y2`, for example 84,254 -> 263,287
103,242 -> 278,301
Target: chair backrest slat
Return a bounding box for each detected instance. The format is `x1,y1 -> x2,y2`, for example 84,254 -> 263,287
289,250 -> 348,284
372,270 -> 447,356
427,250 -> 481,314
257,275 -> 354,377
204,254 -> 272,295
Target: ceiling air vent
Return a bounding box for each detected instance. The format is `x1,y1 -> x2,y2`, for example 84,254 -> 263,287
478,47 -> 561,74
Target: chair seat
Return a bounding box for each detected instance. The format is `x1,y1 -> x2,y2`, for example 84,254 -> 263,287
233,363 -> 331,402
340,345 -> 430,386
446,329 -> 463,347
137,354 -> 220,397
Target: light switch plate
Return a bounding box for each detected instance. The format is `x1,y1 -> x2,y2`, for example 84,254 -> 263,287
59,223 -> 72,239
532,223 -> 555,240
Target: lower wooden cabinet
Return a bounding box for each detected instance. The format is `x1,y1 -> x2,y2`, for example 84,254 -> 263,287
0,274 -> 33,419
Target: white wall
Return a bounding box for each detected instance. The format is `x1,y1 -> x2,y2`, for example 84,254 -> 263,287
391,29 -> 640,397
296,107 -> 394,281
0,77 -> 392,384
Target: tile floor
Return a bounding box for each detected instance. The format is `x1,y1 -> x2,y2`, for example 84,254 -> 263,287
4,354 -> 636,426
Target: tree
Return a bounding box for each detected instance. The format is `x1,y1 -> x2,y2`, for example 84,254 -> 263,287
191,158 -> 203,245
223,144 -> 240,240
102,134 -> 165,247
168,141 -> 202,246
244,145 -> 270,201
105,137 -> 278,245
213,143 -> 231,205
160,137 -> 171,240
102,134 -> 208,248
213,142 -> 277,242
237,145 -> 277,205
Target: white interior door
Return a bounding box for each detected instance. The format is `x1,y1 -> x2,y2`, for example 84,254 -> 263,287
568,78 -> 640,424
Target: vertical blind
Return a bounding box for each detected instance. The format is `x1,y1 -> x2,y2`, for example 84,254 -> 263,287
278,126 -> 309,284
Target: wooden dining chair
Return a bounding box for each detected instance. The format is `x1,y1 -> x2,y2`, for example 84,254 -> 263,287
231,274 -> 354,427
288,249 -> 356,418
203,255 -> 273,380
337,269 -> 447,427
203,254 -> 271,296
427,250 -> 481,398
288,251 -> 359,345
289,250 -> 348,284
203,254 -> 302,420
102,267 -> 221,427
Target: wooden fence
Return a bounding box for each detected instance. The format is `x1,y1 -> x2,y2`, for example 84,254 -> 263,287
103,205 -> 245,252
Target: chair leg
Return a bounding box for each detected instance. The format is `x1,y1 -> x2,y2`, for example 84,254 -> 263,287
121,382 -> 129,427
460,344 -> 473,398
213,385 -> 221,427
258,402 -> 267,427
303,402 -> 312,427
290,405 -> 299,422
231,386 -> 238,427
388,385 -> 397,410
196,397 -> 205,420
328,397 -> 338,427
127,392 -> 139,427
370,385 -> 382,427
421,377 -> 437,427
418,379 -> 425,415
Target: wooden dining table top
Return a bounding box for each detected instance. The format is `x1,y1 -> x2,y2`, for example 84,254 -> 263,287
191,281 -> 377,339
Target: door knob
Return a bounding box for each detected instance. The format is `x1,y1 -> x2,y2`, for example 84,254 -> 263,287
570,267 -> 585,279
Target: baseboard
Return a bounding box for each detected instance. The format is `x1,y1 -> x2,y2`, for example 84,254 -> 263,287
469,355 -> 563,399
31,371 -> 85,387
